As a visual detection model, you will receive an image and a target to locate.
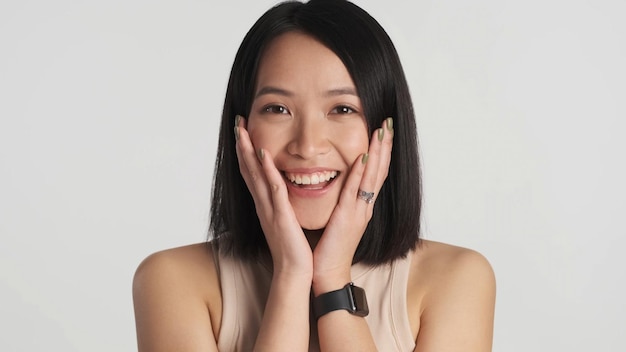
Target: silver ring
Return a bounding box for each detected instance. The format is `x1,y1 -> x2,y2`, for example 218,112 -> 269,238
357,189 -> 375,204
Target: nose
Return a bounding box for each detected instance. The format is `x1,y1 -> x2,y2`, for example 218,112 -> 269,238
286,115 -> 331,159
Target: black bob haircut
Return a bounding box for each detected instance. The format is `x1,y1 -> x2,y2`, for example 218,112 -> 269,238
209,0 -> 422,265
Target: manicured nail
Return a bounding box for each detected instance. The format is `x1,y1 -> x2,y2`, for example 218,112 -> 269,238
378,128 -> 384,141
235,115 -> 242,127
234,126 -> 239,141
386,117 -> 394,131
361,153 -> 369,164
257,148 -> 265,160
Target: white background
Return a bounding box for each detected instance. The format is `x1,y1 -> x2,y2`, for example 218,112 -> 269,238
1,0 -> 624,351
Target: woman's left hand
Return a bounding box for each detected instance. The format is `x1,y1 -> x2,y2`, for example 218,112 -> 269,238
312,118 -> 394,293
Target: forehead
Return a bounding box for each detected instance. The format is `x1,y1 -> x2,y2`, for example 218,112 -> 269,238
254,31 -> 355,92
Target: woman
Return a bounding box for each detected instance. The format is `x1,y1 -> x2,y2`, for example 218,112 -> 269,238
133,0 -> 496,351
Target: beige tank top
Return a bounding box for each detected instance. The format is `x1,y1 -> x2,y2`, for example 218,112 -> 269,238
214,246 -> 416,351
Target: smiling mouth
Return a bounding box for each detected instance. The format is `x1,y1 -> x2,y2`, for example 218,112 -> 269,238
283,170 -> 339,189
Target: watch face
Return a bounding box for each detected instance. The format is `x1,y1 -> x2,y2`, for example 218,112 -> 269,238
350,284 -> 369,317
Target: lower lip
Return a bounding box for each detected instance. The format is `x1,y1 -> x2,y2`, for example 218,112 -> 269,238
284,175 -> 337,198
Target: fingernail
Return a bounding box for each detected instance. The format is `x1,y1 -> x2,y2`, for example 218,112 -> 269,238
235,115 -> 242,127
257,148 -> 265,160
378,128 -> 384,141
386,117 -> 394,131
361,153 -> 369,164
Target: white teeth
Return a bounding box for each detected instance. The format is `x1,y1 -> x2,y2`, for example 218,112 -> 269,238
285,171 -> 338,185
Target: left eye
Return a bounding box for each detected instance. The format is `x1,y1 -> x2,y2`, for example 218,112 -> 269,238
331,106 -> 355,114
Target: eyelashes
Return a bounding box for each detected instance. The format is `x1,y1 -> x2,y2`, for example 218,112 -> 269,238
262,105 -> 290,114
260,104 -> 359,116
330,105 -> 357,114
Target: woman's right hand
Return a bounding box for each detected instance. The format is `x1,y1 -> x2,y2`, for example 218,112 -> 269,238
234,116 -> 313,277
236,115 -> 312,350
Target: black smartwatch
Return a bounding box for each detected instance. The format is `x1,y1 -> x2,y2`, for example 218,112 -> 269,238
314,282 -> 369,319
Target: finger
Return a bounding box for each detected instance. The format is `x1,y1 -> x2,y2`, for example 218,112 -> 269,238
234,118 -> 254,192
257,148 -> 292,216
337,125 -> 384,208
343,118 -> 395,210
354,126 -> 384,207
357,118 -> 395,202
374,117 -> 394,190
235,119 -> 272,211
337,151 -> 368,208
344,128 -> 385,210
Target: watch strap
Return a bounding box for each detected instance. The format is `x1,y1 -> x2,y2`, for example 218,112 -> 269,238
313,282 -> 368,319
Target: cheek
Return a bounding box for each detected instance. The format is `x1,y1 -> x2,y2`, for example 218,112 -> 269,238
246,117 -> 261,142
331,123 -> 370,157
247,120 -> 283,152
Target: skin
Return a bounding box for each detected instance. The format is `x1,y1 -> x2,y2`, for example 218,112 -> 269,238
133,32 -> 496,351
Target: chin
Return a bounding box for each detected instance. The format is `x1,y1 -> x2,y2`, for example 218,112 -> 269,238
300,222 -> 327,231
295,209 -> 332,231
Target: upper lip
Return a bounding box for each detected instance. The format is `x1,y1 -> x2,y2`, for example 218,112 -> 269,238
281,167 -> 339,174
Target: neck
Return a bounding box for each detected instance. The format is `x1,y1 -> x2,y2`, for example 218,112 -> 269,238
304,228 -> 324,249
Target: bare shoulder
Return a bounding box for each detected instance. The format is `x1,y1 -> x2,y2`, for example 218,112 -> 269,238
133,242 -> 221,351
134,242 -> 218,294
409,240 -> 496,351
411,240 -> 495,286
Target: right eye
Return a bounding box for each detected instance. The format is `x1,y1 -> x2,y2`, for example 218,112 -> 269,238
262,105 -> 290,114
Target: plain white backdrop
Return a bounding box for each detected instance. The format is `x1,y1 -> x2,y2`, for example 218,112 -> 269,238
1,0 -> 624,350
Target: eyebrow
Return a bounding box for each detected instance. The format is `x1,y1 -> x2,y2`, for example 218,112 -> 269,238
255,86 -> 293,98
254,86 -> 358,98
325,87 -> 358,97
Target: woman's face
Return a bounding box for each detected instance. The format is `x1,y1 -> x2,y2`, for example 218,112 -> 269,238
247,31 -> 369,230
